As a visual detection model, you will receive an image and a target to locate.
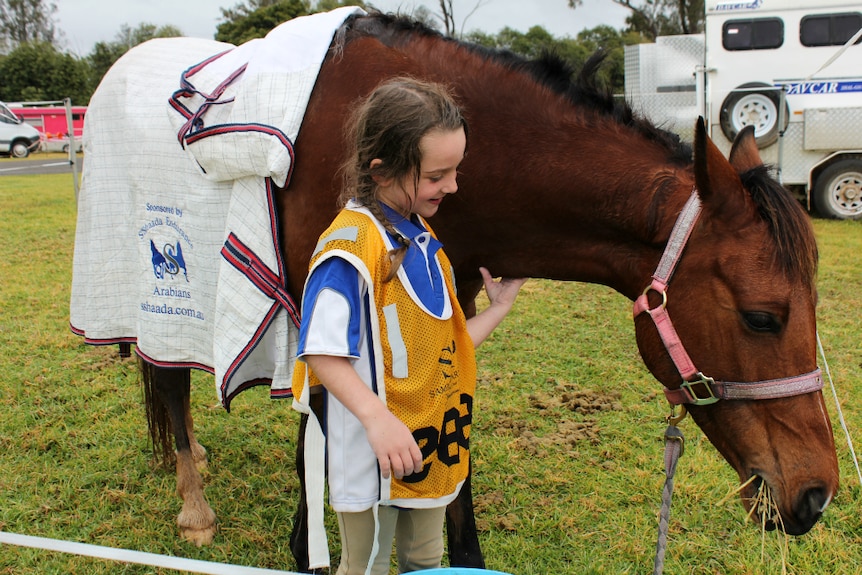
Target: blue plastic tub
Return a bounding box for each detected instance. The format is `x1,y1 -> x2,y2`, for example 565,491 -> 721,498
410,569 -> 515,575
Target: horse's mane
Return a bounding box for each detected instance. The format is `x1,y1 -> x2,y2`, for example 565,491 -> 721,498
339,11 -> 692,164
740,165 -> 819,285
337,12 -> 816,284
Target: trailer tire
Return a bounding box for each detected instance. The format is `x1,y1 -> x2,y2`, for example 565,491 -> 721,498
719,83 -> 786,148
812,158 -> 862,220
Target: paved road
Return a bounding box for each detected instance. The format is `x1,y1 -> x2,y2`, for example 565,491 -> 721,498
0,156 -> 83,176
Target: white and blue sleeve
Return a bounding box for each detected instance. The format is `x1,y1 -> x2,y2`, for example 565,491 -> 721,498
297,257 -> 363,359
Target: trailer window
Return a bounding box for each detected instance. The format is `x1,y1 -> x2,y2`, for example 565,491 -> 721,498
800,13 -> 862,47
723,18 -> 784,50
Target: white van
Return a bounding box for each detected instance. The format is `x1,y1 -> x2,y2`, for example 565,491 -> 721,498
0,101 -> 41,157
625,0 -> 862,219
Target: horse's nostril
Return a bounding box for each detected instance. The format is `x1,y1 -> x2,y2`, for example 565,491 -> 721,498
786,486 -> 829,535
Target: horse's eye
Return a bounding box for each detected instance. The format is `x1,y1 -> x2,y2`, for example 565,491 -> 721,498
742,311 -> 782,333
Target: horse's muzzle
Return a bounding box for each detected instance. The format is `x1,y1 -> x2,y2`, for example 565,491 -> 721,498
745,475 -> 832,535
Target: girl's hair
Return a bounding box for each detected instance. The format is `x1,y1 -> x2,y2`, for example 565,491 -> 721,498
339,76 -> 467,280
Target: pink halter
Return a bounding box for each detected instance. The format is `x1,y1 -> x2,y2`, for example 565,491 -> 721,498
633,190 -> 823,406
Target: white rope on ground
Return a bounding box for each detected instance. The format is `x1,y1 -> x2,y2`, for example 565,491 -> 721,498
0,531 -> 300,575
817,332 -> 862,486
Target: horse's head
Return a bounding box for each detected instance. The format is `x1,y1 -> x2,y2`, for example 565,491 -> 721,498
633,119 -> 839,535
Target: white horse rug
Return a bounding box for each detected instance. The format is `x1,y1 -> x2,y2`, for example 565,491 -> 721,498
70,6 -> 363,409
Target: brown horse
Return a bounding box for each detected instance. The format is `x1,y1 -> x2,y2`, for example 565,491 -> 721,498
74,10 -> 838,571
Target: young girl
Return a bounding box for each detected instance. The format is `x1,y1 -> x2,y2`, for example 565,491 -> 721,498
292,77 -> 526,575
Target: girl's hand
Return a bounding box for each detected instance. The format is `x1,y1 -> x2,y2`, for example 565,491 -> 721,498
466,268 -> 527,348
480,267 -> 527,309
365,408 -> 424,480
304,355 -> 423,480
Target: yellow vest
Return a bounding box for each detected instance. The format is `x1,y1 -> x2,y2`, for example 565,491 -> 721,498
293,205 -> 476,504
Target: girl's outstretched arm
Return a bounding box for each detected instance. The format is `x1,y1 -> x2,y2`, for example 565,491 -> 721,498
304,354 -> 424,480
466,267 -> 527,348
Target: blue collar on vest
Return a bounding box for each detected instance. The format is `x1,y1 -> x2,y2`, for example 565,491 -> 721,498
380,203 -> 447,316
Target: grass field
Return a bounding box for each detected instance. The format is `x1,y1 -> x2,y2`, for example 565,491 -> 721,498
0,173 -> 860,574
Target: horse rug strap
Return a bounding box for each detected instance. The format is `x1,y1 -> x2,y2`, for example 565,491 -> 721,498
633,189 -> 824,405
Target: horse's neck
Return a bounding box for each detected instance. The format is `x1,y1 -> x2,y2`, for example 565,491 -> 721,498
455,80 -> 691,299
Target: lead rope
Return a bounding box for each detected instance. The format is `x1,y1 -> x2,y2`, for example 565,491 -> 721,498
818,332 -> 862,486
653,408 -> 686,575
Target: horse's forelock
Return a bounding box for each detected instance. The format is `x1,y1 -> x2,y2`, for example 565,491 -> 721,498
740,165 -> 818,286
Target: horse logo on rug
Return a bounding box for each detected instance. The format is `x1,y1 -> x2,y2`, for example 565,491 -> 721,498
150,239 -> 188,281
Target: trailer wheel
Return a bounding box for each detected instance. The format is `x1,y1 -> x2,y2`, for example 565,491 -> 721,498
813,158 -> 862,220
719,83 -> 786,148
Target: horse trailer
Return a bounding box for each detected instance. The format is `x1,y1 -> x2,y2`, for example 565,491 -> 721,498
625,0 -> 862,219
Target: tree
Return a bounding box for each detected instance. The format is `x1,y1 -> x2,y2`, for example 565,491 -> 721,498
216,0 -> 312,45
0,0 -> 57,53
669,0 -> 703,34
410,5 -> 440,30
313,0 -> 365,11
0,41 -> 89,103
464,24 -> 645,95
214,0 -> 366,45
438,0 -> 455,36
568,0 -> 704,40
575,25 -> 649,92
470,24 -> 585,61
86,23 -> 183,98
434,0 -> 490,38
112,22 -> 183,50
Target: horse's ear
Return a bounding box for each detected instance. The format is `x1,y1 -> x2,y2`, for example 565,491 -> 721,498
693,116 -> 747,215
728,125 -> 763,174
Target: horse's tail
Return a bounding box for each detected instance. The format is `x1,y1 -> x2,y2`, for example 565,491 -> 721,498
140,358 -> 176,469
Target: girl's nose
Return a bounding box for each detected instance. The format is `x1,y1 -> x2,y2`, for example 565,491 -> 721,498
444,174 -> 458,194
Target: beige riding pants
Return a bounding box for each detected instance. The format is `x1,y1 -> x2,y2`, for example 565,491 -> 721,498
335,505 -> 446,575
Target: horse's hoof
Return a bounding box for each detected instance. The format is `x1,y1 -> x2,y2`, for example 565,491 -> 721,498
178,504 -> 217,547
182,525 -> 216,547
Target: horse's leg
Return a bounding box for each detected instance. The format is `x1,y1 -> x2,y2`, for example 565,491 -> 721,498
290,392 -> 326,574
141,361 -> 216,546
184,405 -> 207,471
444,283 -> 486,568
290,412 -> 312,573
445,459 -> 485,568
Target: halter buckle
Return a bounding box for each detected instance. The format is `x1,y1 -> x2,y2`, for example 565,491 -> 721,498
679,373 -> 720,406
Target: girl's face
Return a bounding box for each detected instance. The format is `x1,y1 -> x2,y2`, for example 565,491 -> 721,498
375,127 -> 466,219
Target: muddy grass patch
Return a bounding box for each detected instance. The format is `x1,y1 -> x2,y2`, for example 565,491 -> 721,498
491,381 -> 623,457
